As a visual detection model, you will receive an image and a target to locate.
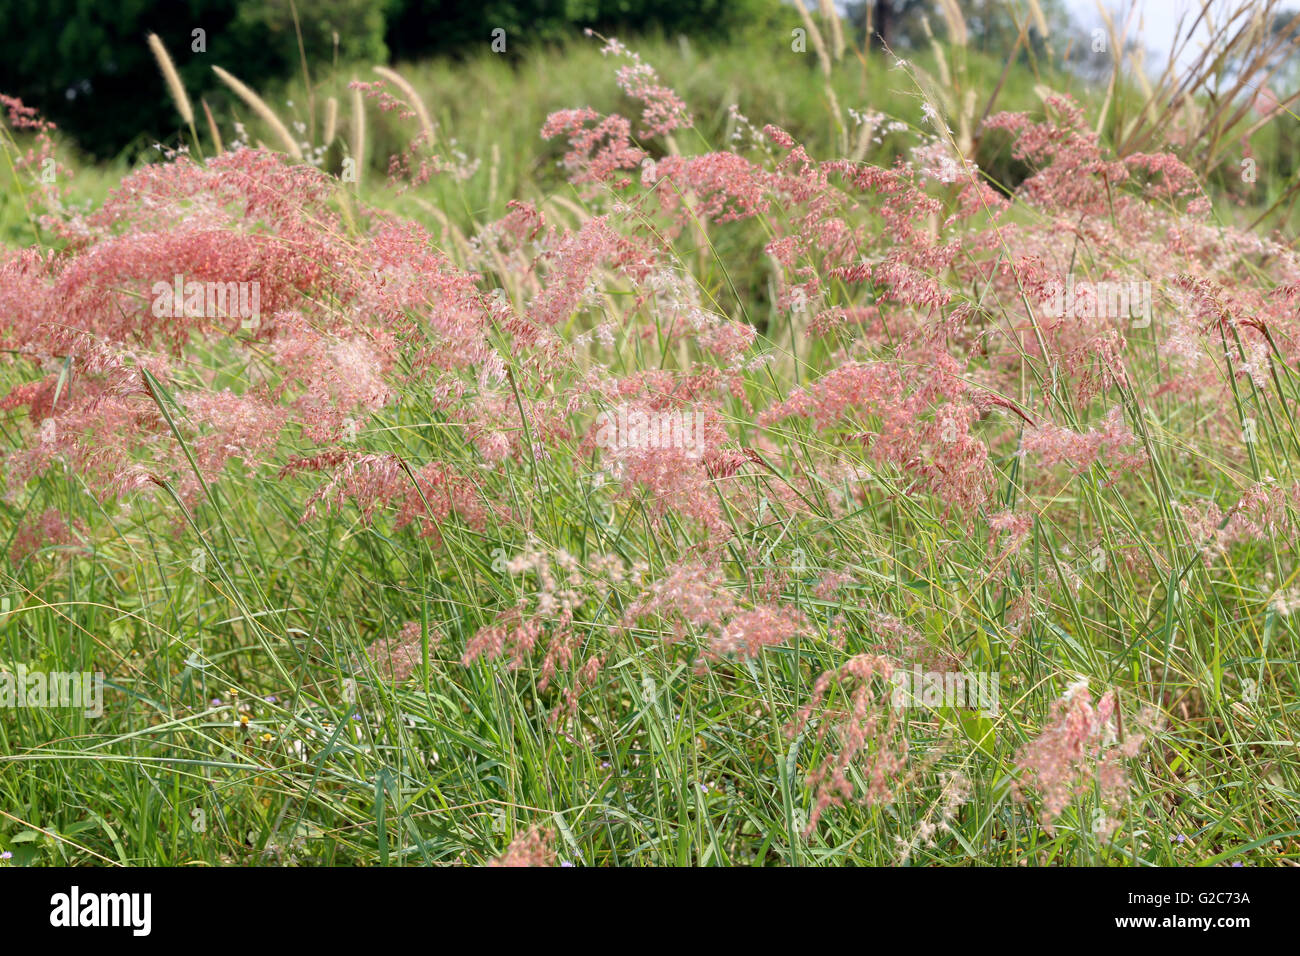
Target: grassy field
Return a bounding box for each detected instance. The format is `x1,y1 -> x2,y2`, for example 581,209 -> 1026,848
2,9 -> 1299,867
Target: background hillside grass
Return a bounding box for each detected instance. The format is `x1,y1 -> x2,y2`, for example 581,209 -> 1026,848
2,26 -> 1299,867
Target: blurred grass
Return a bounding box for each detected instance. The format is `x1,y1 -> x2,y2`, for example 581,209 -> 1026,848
11,31 -> 1296,268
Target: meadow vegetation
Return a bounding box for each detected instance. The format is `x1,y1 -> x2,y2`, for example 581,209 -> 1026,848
1,1 -> 1299,866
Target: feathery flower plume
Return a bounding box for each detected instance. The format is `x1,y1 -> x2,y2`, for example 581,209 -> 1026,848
1013,681 -> 1152,837
488,826 -> 556,867
372,66 -> 436,148
147,34 -> 195,128
350,79 -> 366,185
212,66 -> 303,158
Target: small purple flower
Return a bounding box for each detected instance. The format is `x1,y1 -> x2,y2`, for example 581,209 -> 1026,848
560,860 -> 574,868
1173,833 -> 1187,843
211,698 -> 222,706
1,851 -> 12,860
1231,861 -> 1243,867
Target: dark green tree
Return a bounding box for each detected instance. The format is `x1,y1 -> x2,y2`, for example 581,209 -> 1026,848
0,0 -> 780,158
383,0 -> 782,61
0,0 -> 388,159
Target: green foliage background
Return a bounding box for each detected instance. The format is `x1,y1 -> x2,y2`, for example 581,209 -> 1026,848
0,0 -> 782,159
